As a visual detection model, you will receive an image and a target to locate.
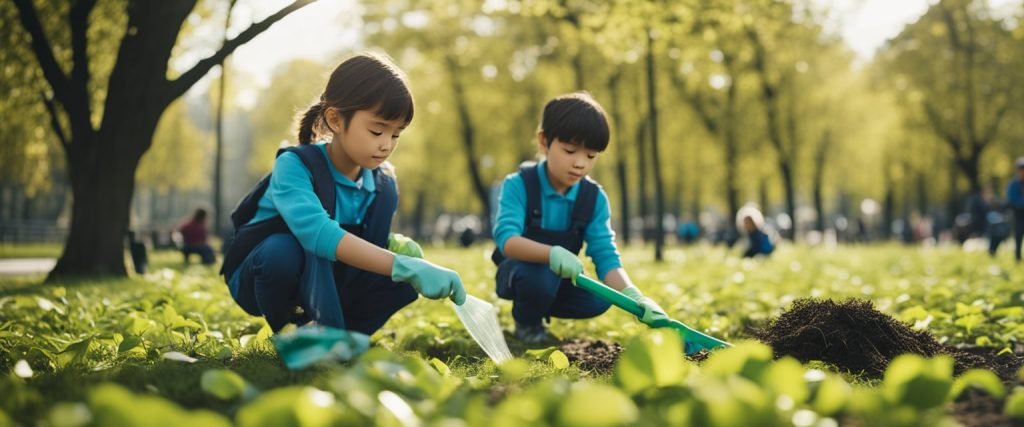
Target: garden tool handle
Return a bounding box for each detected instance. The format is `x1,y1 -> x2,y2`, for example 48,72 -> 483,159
573,274 -> 647,318
574,273 -> 733,353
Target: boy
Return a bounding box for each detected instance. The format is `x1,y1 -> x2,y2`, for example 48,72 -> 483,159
491,92 -> 666,344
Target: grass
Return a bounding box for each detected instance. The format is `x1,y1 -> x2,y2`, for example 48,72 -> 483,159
0,243 -> 63,259
2,243 -> 1023,425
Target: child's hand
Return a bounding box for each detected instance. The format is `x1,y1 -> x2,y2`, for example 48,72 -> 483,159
548,246 -> 583,282
391,255 -> 467,305
388,233 -> 424,258
621,285 -> 669,326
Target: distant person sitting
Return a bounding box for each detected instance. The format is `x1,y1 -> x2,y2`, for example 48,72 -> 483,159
737,205 -> 774,258
676,219 -> 700,244
1008,157 -> 1024,263
178,208 -> 216,265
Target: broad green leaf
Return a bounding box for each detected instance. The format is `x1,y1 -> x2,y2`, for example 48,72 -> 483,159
201,369 -> 248,401
47,402 -> 91,427
118,335 -> 143,354
556,383 -> 638,427
614,330 -> 689,395
550,350 -> 570,370
883,354 -> 953,410
1005,387 -> 1024,418
950,369 -> 1004,399
429,358 -> 451,376
57,337 -> 94,368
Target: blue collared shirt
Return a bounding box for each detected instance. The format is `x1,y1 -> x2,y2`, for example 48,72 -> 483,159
493,160 -> 622,280
248,141 -> 377,261
1009,179 -> 1024,209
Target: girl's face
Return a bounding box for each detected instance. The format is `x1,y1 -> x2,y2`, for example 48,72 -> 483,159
328,108 -> 406,170
538,134 -> 599,193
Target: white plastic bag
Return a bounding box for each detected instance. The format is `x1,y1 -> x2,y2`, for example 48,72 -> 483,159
453,295 -> 513,364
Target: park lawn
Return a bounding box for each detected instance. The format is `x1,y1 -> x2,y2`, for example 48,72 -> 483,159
0,244 -> 64,260
2,244 -> 1024,426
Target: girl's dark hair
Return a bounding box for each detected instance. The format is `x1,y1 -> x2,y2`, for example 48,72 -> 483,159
540,91 -> 610,152
298,52 -> 414,144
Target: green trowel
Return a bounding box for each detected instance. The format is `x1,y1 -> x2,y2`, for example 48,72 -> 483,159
574,273 -> 732,354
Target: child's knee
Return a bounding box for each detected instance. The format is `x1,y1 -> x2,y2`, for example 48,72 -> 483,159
584,299 -> 612,317
514,265 -> 561,300
254,234 -> 304,278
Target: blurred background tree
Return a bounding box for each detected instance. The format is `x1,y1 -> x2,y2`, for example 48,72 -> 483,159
3,0 -> 1022,274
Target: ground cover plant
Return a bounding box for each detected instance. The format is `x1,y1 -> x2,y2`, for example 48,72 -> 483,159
3,244 -> 1024,426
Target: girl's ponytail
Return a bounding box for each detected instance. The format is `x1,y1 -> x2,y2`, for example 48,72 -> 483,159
297,102 -> 324,145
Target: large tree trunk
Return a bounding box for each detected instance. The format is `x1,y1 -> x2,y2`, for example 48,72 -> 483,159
53,126 -> 150,276
13,0 -> 317,279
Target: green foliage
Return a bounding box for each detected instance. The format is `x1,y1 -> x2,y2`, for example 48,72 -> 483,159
2,245 -> 1023,425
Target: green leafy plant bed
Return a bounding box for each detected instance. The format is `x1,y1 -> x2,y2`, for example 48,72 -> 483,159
4,245 -> 1024,426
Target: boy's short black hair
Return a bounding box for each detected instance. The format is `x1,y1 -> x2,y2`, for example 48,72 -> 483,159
540,92 -> 610,152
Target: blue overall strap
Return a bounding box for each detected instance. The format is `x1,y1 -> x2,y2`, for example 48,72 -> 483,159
286,144 -> 336,218
569,177 -> 598,234
332,168 -> 398,285
520,165 -> 543,229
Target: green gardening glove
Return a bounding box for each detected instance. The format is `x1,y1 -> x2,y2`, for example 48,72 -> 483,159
388,233 -> 424,258
549,246 -> 584,282
621,285 -> 669,326
392,254 -> 467,305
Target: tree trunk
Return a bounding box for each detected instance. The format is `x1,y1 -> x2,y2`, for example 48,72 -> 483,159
52,131 -> 148,277
411,186 -> 427,240
212,0 -> 238,237
11,0 -> 317,279
445,55 -> 492,235
779,162 -> 796,240
607,70 -> 631,244
645,29 -> 665,261
812,130 -> 831,232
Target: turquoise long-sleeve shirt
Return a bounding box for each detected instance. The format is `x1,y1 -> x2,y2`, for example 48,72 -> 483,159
493,160 -> 622,280
247,142 -> 377,261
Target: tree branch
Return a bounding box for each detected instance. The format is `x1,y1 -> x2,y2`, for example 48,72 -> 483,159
41,92 -> 69,150
68,0 -> 97,133
922,102 -> 961,152
69,0 -> 96,90
166,0 -> 318,101
978,94 -> 1010,148
12,0 -> 72,109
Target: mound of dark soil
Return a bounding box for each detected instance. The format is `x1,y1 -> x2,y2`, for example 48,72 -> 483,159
557,339 -> 623,373
755,298 -> 1022,379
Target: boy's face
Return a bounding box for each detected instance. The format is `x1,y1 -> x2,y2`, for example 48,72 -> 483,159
328,108 -> 406,169
1016,168 -> 1024,180
538,134 -> 599,191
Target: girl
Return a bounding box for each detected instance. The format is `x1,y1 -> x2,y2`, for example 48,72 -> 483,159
222,53 -> 465,338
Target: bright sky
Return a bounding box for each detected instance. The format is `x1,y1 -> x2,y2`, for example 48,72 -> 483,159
821,0 -> 1020,62
193,0 -> 1021,104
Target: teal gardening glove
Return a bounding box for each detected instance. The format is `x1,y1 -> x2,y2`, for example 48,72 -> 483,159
388,233 -> 424,258
549,246 -> 584,282
620,285 -> 669,326
392,254 -> 467,305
